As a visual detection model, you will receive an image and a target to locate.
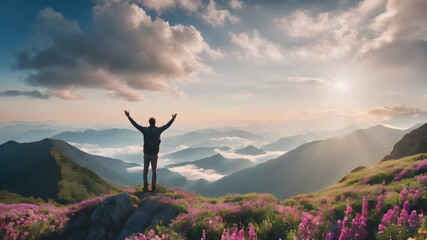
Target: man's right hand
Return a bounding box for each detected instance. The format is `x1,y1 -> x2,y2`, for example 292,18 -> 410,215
124,110 -> 130,117
172,113 -> 177,119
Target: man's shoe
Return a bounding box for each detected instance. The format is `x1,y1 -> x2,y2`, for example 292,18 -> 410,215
151,187 -> 156,192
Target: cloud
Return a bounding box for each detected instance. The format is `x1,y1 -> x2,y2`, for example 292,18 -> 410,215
139,0 -> 239,27
215,149 -> 286,163
69,142 -> 143,158
363,105 -> 427,120
202,0 -> 240,27
0,90 -> 50,99
13,1 -> 221,101
230,30 -> 284,61
285,77 -> 325,84
229,0 -> 244,10
126,166 -> 144,173
139,0 -> 202,14
210,136 -> 253,148
168,164 -> 224,181
274,0 -> 427,62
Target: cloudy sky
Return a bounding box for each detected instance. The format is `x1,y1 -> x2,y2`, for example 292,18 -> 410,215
1,0 -> 426,133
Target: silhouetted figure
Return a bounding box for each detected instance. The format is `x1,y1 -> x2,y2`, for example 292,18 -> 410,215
124,110 -> 177,192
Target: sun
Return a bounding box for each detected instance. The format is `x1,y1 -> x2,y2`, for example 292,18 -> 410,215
336,81 -> 348,92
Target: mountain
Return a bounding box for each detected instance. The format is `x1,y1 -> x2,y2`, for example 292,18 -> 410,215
51,128 -> 141,148
235,145 -> 265,156
382,122 -> 427,161
0,140 -> 116,204
262,134 -> 309,152
190,125 -> 406,200
262,126 -> 360,152
165,153 -> 256,175
0,139 -> 197,194
161,146 -> 230,163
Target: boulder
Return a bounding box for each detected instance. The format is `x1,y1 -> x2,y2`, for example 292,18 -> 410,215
115,195 -> 177,240
86,193 -> 137,240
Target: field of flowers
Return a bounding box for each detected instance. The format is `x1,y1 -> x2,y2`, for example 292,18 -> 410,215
1,154 -> 426,239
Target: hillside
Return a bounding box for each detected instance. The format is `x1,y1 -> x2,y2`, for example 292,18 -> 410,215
383,122 -> 427,161
1,153 -> 425,240
190,125 -> 406,199
0,140 -> 118,204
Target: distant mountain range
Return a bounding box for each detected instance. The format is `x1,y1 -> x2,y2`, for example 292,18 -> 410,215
189,125 -> 408,200
165,153 -> 256,175
262,126 -> 360,152
162,146 -> 230,163
51,128 -> 142,148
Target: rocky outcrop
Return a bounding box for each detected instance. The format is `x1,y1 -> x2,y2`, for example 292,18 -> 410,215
115,194 -> 177,240
382,123 -> 427,161
86,193 -> 137,240
58,192 -> 178,240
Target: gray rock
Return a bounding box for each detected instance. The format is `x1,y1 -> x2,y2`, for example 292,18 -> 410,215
115,195 -> 177,240
86,193 -> 137,240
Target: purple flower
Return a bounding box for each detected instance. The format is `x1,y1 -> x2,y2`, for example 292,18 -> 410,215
325,232 -> 337,240
403,201 -> 410,212
376,194 -> 383,213
417,174 -> 427,183
394,168 -> 410,181
359,178 -> 371,184
408,210 -> 419,228
397,209 -> 408,226
412,159 -> 427,172
362,196 -> 368,220
400,186 -> 409,202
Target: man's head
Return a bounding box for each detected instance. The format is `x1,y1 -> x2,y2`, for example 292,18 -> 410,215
149,117 -> 156,126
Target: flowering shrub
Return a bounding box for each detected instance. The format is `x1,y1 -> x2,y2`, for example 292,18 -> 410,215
0,203 -> 68,239
413,159 -> 427,173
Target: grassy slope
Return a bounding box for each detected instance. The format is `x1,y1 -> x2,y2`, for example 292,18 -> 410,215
50,148 -> 120,204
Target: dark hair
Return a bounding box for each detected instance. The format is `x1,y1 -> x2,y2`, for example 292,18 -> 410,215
149,117 -> 156,126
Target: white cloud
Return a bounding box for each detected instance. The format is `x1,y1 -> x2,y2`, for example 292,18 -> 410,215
139,0 -> 203,14
274,0 -> 427,60
127,166 -> 144,173
210,136 -> 253,148
202,0 -> 240,27
69,142 -> 143,158
229,0 -> 244,10
285,77 -> 325,84
230,30 -> 284,61
361,105 -> 427,120
215,149 -> 286,163
168,164 -> 224,181
14,1 -> 220,101
139,0 -> 239,28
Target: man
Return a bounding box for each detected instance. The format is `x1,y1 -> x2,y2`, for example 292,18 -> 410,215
124,110 -> 177,192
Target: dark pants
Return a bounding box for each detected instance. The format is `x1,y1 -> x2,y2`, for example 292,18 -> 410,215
143,154 -> 158,190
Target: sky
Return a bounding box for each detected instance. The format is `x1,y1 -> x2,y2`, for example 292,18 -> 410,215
0,0 -> 426,133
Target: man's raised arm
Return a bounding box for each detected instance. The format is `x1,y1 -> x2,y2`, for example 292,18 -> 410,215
160,113 -> 177,132
124,110 -> 144,132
